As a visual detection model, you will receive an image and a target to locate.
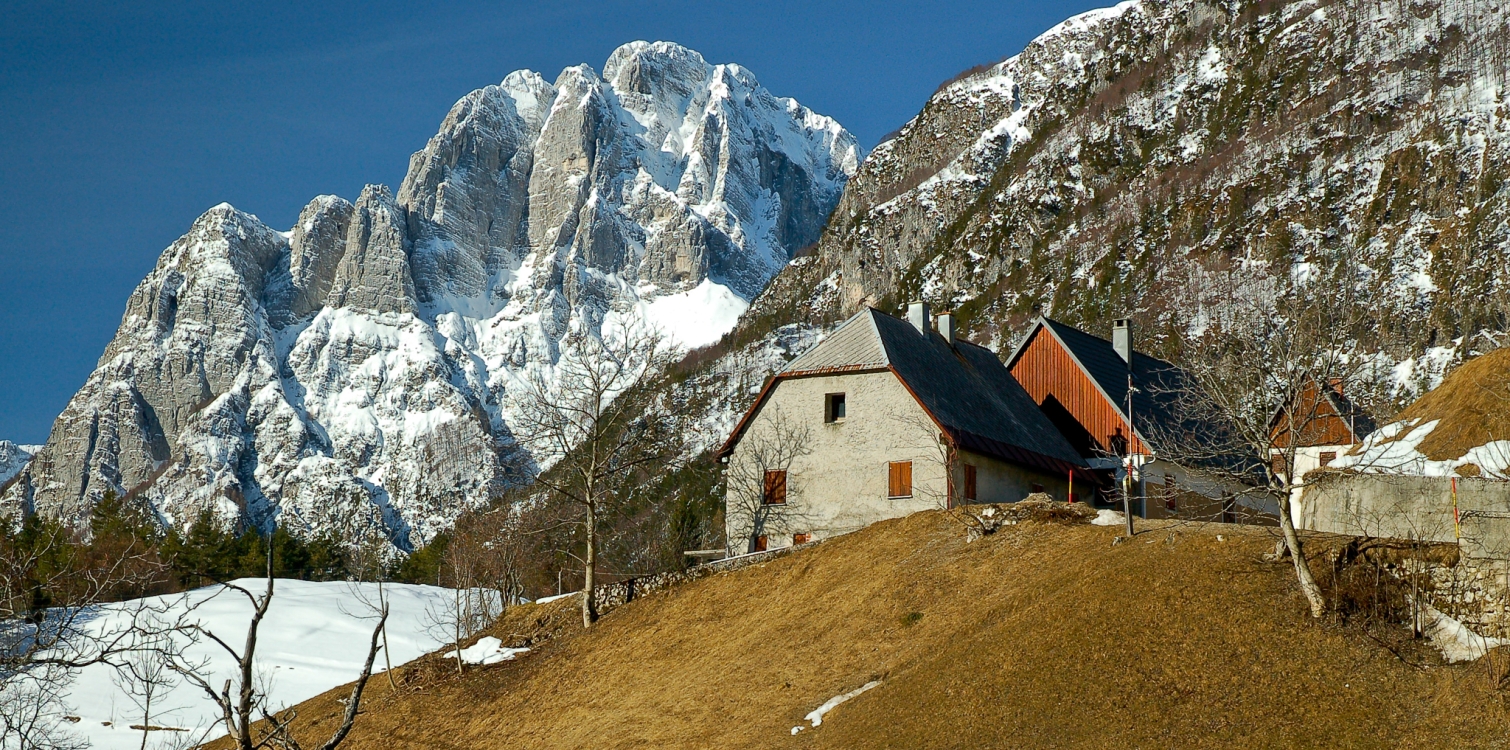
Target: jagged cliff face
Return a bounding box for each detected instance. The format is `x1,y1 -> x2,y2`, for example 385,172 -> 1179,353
5,42 -> 859,548
747,0 -> 1510,404
0,442 -> 35,490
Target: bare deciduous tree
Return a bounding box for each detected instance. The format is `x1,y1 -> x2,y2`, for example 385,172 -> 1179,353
151,548 -> 388,750
723,407 -> 813,554
511,316 -> 677,627
1153,257 -> 1384,618
111,619 -> 183,750
0,514 -> 165,749
421,519 -> 506,675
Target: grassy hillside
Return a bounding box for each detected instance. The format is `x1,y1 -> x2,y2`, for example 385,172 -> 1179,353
255,512 -> 1510,749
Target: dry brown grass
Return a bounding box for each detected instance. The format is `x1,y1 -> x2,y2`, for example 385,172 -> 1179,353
1397,348 -> 1510,461
239,513 -> 1510,749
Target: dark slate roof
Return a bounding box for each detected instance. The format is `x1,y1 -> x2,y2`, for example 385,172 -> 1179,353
1324,387 -> 1379,441
1017,318 -> 1258,475
760,308 -> 1085,475
784,309 -> 888,371
870,312 -> 1086,473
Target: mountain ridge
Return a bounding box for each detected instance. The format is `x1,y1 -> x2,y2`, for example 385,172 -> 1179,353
679,0 -> 1510,456
2,41 -> 859,549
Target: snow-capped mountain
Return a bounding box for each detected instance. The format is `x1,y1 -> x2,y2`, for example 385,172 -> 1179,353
733,0 -> 1510,403
4,41 -> 859,548
659,0 -> 1510,467
0,442 -> 37,489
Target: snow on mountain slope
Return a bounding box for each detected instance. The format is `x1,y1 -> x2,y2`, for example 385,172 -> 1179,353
3,41 -> 859,549
720,0 -> 1510,430
0,442 -> 33,487
61,580 -> 458,750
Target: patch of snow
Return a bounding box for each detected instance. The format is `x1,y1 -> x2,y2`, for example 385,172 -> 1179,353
533,591 -> 581,605
1195,45 -> 1227,84
448,636 -> 529,666
1333,418 -> 1510,479
804,680 -> 881,728
1090,509 -> 1126,526
62,580 -> 459,750
1037,0 -> 1142,46
1422,604 -> 1507,663
631,279 -> 750,350
0,441 -> 35,486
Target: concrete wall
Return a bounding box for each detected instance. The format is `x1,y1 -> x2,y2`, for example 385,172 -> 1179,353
1299,473 -> 1510,559
1276,443 -> 1355,518
955,448 -> 1068,505
1129,459 -> 1271,521
724,370 -> 1064,554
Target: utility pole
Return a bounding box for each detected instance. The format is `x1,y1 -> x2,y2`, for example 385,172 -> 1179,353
1123,358 -> 1137,538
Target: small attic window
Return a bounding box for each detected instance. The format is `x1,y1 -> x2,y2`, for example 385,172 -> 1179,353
825,393 -> 846,423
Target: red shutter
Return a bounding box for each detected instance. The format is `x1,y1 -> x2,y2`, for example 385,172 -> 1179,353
964,464 -> 977,501
888,461 -> 913,498
793,533 -> 811,545
755,535 -> 768,552
763,470 -> 787,505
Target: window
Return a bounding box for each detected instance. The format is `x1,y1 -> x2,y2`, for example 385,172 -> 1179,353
964,464 -> 978,502
1271,453 -> 1286,478
762,470 -> 787,505
755,535 -> 768,552
1319,451 -> 1337,467
793,533 -> 811,545
1164,473 -> 1177,511
825,393 -> 847,423
888,461 -> 913,498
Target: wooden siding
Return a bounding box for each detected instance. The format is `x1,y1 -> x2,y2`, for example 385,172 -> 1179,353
1008,329 -> 1146,457
1270,381 -> 1361,448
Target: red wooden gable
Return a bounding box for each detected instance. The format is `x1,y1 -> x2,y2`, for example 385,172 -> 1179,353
1007,326 -> 1147,458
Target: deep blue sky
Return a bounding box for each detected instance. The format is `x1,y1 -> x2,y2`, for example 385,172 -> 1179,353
0,0 -> 1103,444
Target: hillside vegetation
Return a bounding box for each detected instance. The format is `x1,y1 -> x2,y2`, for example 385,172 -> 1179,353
251,511 -> 1510,749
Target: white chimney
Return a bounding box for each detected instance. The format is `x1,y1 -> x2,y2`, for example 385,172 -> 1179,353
1112,318 -> 1132,367
907,302 -> 931,335
937,312 -> 956,345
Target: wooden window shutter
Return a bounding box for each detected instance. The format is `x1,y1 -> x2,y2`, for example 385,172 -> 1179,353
793,533 -> 811,545
1319,451 -> 1337,466
755,535 -> 768,552
888,461 -> 913,498
964,464 -> 977,501
762,470 -> 787,505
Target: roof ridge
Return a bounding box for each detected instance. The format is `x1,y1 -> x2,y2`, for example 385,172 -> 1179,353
1041,316 -> 1179,370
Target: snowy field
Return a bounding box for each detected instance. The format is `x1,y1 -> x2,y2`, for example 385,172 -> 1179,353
59,579 -> 459,750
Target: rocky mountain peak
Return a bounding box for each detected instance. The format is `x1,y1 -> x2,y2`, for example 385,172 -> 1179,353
6,42 -> 857,550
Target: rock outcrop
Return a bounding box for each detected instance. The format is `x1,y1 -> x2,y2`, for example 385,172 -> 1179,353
4,42 -> 858,549
0,442 -> 35,491
737,0 -> 1510,405
648,0 -> 1510,484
